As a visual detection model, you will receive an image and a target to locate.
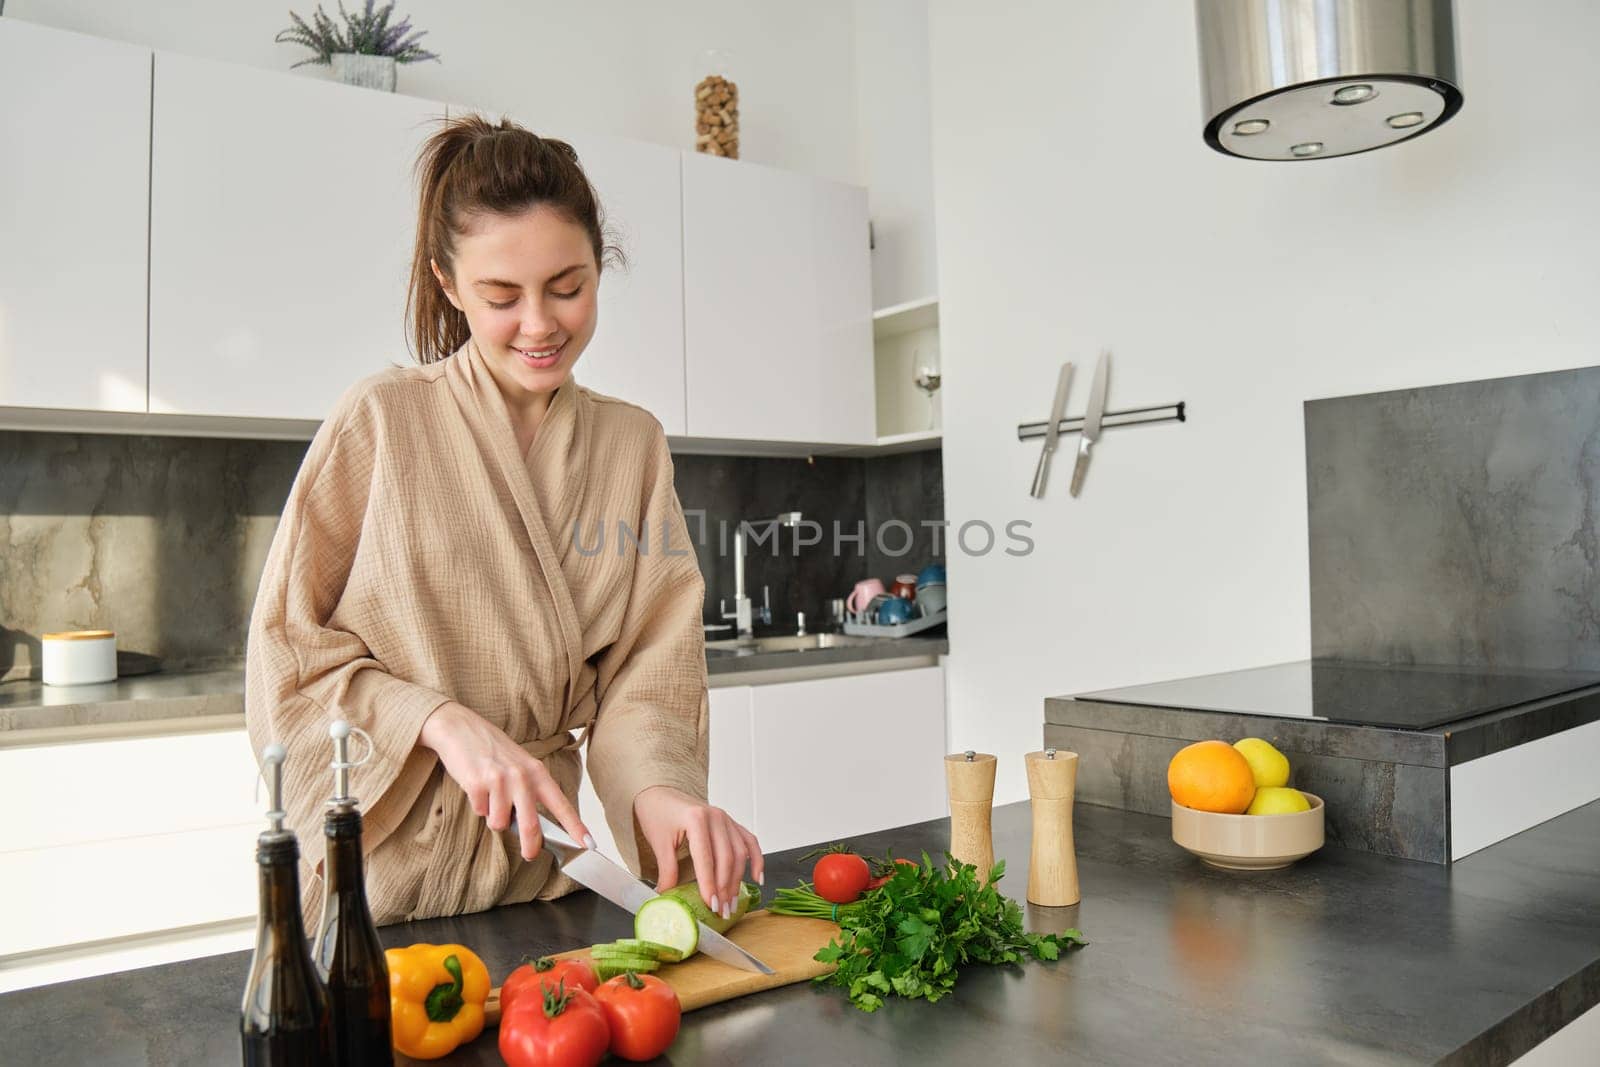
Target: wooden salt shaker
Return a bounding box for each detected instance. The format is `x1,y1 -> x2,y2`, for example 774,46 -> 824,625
1025,748 -> 1080,906
945,750 -> 997,878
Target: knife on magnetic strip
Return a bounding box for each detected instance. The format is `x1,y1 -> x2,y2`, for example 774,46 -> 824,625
1029,361 -> 1074,498
1070,350 -> 1111,498
535,815 -> 775,975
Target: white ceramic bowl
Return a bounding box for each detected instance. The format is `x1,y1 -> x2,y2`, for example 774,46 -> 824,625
1170,792 -> 1325,870
41,629 -> 118,686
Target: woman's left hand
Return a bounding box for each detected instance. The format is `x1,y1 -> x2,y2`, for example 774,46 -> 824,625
633,786 -> 764,920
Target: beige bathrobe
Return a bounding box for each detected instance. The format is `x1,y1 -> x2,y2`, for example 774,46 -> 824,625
245,340 -> 709,924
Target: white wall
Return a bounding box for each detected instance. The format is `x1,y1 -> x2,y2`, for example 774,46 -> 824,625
8,0 -> 862,185
928,0 -> 1600,803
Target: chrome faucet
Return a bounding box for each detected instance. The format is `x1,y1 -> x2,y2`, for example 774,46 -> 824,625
720,511 -> 802,638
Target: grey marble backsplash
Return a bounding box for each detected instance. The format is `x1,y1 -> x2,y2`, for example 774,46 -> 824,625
0,430 -> 944,679
0,432 -> 304,681
1307,365 -> 1600,672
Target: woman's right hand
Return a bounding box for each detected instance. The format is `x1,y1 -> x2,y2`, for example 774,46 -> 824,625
418,701 -> 593,862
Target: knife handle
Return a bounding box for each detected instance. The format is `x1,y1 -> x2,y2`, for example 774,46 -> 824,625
1030,447 -> 1053,499
536,814 -> 582,851
1069,440 -> 1092,498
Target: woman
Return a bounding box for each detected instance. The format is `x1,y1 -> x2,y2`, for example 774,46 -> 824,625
245,114 -> 761,925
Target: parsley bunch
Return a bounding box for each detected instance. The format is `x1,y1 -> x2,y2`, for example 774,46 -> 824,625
772,851 -> 1086,1012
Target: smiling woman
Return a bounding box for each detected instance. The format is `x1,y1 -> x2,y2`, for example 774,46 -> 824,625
245,114 -> 763,929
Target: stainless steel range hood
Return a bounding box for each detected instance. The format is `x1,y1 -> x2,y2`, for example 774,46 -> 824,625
1196,0 -> 1463,161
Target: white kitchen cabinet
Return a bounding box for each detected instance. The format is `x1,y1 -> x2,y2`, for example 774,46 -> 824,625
705,685 -> 756,829
749,665 -> 946,853
149,52 -> 442,420
681,153 -> 875,445
563,134 -> 687,435
0,729 -> 260,957
0,21 -> 151,413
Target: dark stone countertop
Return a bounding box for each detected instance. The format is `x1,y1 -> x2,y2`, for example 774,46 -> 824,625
705,631 -> 948,678
0,634 -> 947,740
1051,665 -> 1600,769
4,797 -> 1596,1065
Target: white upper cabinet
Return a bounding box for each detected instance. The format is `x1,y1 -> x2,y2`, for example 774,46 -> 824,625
0,20 -> 151,413
681,153 -> 875,446
563,134 -> 687,435
149,53 -> 442,420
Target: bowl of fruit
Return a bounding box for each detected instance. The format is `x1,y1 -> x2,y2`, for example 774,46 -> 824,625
1167,738 -> 1324,871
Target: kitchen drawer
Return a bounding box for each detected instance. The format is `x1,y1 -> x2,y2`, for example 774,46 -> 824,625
0,730 -> 261,853
0,823 -> 258,957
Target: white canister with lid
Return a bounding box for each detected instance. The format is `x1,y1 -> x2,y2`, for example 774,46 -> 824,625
41,630 -> 118,686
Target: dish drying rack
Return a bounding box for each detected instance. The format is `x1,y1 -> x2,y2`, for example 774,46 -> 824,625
842,608 -> 948,639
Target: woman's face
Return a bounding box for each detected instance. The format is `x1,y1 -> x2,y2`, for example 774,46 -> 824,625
433,205 -> 599,404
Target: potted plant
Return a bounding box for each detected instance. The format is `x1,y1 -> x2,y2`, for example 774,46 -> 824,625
274,0 -> 439,92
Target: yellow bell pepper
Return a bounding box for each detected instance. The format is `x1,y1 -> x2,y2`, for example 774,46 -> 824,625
386,942 -> 491,1060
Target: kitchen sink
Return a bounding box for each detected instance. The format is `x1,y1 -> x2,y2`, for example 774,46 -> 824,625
704,633 -> 880,654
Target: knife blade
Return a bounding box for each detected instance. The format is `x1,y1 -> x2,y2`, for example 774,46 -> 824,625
1070,350 -> 1111,498
1029,360 -> 1074,498
536,815 -> 775,975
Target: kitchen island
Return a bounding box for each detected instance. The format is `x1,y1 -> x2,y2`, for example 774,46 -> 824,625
2,796 -> 1596,1065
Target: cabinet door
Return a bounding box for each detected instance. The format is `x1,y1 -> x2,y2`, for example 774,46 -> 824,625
0,21 -> 150,412
149,53 -> 442,419
0,730 -> 261,957
681,154 -> 875,445
564,134 -> 687,435
706,686 -> 755,829
750,666 -> 946,852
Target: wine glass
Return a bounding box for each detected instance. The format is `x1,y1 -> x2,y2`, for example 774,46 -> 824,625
912,346 -> 942,430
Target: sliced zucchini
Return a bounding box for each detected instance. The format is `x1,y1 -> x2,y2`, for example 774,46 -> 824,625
594,958 -> 660,982
610,937 -> 685,963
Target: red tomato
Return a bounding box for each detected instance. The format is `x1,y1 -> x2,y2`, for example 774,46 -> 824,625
866,857 -> 920,890
813,853 -> 871,904
500,956 -> 599,1017
498,983 -> 610,1067
593,971 -> 682,1062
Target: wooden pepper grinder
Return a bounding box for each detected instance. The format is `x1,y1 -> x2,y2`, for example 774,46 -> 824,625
945,750 -> 997,878
1025,748 -> 1080,906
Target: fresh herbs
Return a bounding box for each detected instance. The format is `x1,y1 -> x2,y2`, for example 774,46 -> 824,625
770,852 -> 1086,1012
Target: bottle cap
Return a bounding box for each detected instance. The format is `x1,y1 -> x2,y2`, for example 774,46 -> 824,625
328,719 -> 374,809
258,743 -> 289,836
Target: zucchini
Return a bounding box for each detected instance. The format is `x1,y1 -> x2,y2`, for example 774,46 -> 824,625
595,959 -> 659,981
607,938 -> 685,963
634,881 -> 760,961
590,950 -> 660,969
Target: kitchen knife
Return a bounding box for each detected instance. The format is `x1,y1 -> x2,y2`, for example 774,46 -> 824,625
535,815 -> 775,975
1029,360 -> 1074,498
1069,350 -> 1111,498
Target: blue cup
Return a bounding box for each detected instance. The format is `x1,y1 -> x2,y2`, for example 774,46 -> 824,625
877,596 -> 915,625
915,563 -> 947,589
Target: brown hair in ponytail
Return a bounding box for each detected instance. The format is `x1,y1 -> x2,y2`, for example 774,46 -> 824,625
405,113 -> 624,364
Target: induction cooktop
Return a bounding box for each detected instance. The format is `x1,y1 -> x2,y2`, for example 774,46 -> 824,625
1076,659 -> 1600,731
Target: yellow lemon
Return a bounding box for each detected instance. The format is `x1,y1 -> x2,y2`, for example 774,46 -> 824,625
1246,786 -> 1311,815
1233,737 -> 1290,788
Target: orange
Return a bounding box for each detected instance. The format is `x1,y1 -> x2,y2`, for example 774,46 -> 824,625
1168,740 -> 1257,814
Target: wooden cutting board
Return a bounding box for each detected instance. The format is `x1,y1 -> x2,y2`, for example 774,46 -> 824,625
485,911 -> 840,1021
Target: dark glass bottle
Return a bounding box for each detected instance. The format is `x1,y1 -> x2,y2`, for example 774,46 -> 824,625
315,806 -> 393,1066
241,746 -> 332,1066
